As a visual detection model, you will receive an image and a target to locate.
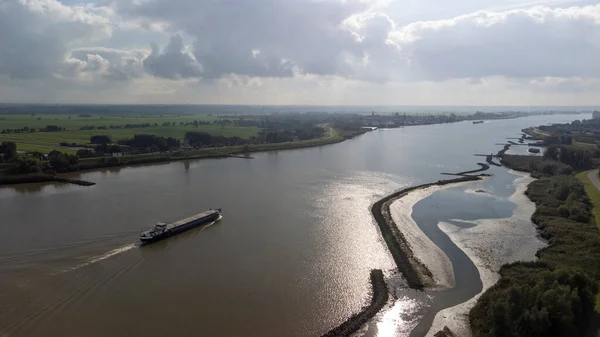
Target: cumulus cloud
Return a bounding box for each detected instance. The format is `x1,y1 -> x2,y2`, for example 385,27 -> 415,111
391,4 -> 600,80
0,0 -> 114,79
120,0 -> 367,78
119,0 -> 600,84
70,47 -> 148,81
2,0 -> 600,104
142,34 -> 202,79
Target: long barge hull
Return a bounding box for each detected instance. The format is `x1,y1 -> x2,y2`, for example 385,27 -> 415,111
140,210 -> 221,243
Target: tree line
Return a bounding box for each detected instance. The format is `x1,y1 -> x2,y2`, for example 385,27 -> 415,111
1,125 -> 66,134
473,119 -> 600,337
470,173 -> 599,337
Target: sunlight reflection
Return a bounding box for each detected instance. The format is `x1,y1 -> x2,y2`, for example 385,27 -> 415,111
376,296 -> 418,337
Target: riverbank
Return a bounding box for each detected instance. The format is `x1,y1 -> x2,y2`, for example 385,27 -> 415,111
0,130 -> 346,187
469,159 -> 600,336
321,269 -> 388,337
0,173 -> 95,186
576,170 -> 600,313
426,172 -> 543,337
371,175 -> 482,289
388,185 -> 456,289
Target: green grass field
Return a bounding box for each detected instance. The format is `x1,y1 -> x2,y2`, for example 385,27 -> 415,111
0,114 -> 258,153
0,114 -> 215,129
574,141 -> 598,150
576,170 -> 600,232
576,169 -> 600,313
524,127 -> 549,138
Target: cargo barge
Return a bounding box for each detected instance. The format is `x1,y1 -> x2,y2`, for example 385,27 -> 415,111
139,208 -> 222,243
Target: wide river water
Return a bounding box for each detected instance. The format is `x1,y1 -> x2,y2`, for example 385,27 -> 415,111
0,114 -> 589,337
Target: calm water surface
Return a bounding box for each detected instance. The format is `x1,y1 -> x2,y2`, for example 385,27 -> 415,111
0,114 -> 588,336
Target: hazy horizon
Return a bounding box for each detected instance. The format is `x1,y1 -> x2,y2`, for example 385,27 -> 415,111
0,103 -> 597,115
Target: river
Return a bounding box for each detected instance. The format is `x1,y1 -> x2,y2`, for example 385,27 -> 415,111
0,114 -> 589,337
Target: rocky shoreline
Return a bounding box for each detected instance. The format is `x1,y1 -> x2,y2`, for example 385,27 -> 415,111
321,269 -> 388,337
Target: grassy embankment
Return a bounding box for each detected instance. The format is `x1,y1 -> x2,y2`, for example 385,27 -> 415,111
576,170 -> 600,313
0,114 -> 256,154
470,154 -> 600,337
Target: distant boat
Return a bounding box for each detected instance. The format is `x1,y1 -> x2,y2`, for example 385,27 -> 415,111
473,121 -> 484,124
528,148 -> 541,154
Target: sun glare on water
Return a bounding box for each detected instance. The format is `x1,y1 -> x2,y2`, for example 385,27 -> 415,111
376,296 -> 420,337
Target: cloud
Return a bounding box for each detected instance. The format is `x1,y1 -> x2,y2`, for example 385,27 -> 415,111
0,0 -> 115,80
70,47 -> 148,81
0,0 -> 117,78
120,0 -> 600,84
142,34 -> 202,79
391,4 -> 600,80
2,0 -> 600,105
120,0 -> 367,78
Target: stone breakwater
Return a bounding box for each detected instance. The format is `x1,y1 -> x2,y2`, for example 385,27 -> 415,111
321,269 -> 388,337
371,175 -> 482,289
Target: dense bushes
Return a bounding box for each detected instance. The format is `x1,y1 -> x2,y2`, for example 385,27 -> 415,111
470,175 -> 600,337
0,141 -> 17,162
472,264 -> 597,337
48,150 -> 79,173
544,145 -> 594,170
90,135 -> 112,144
118,134 -> 180,151
501,155 -> 571,177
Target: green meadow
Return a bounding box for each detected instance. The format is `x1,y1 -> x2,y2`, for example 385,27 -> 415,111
0,114 -> 258,153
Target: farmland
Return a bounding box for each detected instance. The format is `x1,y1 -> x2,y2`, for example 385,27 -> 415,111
0,114 -> 258,153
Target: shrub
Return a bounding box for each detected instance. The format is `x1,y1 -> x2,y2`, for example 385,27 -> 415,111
559,166 -> 573,175
90,135 -> 112,144
569,202 -> 591,223
558,205 -> 570,218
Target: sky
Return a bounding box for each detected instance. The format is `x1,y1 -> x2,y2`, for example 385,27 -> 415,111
0,0 -> 599,105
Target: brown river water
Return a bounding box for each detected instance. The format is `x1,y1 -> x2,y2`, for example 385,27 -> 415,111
0,114 -> 589,337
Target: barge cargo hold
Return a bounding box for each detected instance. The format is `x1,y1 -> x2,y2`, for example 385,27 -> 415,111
140,209 -> 222,243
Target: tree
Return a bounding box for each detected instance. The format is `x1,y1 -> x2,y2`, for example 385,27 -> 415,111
166,137 -> 180,148
48,151 -> 78,172
185,132 -> 212,147
76,149 -> 96,158
15,157 -> 42,174
90,135 -> 112,144
42,125 -> 62,132
544,145 -> 559,161
0,141 -> 17,162
118,134 -> 169,151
